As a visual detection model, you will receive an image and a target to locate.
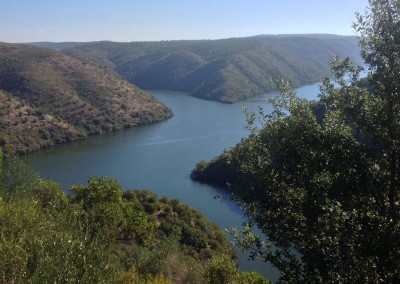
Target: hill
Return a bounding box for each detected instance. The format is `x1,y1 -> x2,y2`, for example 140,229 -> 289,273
0,42 -> 173,153
26,41 -> 94,51
0,151 -> 270,283
62,35 -> 362,103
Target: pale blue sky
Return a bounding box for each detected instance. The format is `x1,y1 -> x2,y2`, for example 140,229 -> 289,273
0,0 -> 369,43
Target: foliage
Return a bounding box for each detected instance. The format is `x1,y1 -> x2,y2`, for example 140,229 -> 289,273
193,1 -> 400,282
0,154 -> 117,283
229,74 -> 400,282
0,199 -> 117,283
123,189 -> 235,259
121,267 -> 173,284
239,272 -> 271,284
0,148 -> 40,200
191,150 -> 248,187
123,233 -> 206,283
0,152 -> 270,283
70,176 -> 157,244
205,253 -> 240,284
204,253 -> 270,284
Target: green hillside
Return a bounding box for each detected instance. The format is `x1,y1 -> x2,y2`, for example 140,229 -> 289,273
0,42 -> 173,153
62,35 -> 362,103
0,151 -> 270,283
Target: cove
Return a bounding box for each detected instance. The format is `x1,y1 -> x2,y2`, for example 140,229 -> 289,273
28,84 -> 320,282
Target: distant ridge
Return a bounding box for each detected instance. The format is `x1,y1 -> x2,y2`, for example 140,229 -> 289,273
253,33 -> 358,39
25,41 -> 96,51
0,42 -> 172,153
60,34 -> 362,103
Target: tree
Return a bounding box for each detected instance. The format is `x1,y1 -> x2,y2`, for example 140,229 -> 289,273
0,148 -> 40,200
0,155 -> 117,283
205,253 -> 240,284
70,176 -> 157,244
230,0 -> 400,282
353,0 -> 400,218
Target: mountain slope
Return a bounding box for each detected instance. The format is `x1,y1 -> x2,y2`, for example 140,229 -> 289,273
63,35 -> 362,103
0,42 -> 172,153
25,41 -> 93,51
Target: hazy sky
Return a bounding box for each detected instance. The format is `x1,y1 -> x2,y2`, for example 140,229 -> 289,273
1,0 -> 370,43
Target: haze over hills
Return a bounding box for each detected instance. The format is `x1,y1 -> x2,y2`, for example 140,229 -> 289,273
60,34 -> 362,103
0,42 -> 173,153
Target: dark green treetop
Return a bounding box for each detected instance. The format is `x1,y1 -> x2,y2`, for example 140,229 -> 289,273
225,0 -> 400,282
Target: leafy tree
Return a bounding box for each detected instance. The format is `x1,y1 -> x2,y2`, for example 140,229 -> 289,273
0,148 -> 2,177
239,272 -> 271,284
0,148 -> 39,200
70,176 -> 157,244
351,0 -> 400,218
0,155 -> 117,283
205,253 -> 240,284
228,0 -> 400,282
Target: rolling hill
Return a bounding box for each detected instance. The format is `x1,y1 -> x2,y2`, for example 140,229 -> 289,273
62,35 -> 362,103
0,42 -> 173,153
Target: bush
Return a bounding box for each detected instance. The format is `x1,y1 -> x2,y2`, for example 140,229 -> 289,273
205,254 -> 239,284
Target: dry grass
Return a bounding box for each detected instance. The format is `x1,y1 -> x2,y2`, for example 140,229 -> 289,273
0,43 -> 173,153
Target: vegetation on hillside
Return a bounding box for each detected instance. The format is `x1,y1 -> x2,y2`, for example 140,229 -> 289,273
27,41 -> 93,51
192,0 -> 400,282
0,43 -> 173,154
0,149 -> 270,283
62,35 -> 362,103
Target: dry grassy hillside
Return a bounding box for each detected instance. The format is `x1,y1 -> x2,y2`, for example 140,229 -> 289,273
0,42 -> 172,153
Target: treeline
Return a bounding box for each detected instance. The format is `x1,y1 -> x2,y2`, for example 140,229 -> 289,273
0,149 -> 269,283
61,35 -> 362,103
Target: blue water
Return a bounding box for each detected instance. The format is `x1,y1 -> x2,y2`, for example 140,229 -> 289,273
28,84 -> 320,282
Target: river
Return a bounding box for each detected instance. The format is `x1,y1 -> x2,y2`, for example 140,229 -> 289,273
28,83 -> 320,282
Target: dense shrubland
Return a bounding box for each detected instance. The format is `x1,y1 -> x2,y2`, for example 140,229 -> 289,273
0,149 -> 269,283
